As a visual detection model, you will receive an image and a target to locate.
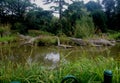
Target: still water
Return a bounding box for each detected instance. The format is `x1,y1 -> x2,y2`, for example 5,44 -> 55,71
0,43 -> 120,68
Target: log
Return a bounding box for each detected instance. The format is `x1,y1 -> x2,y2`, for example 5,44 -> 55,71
70,37 -> 115,46
55,36 -> 73,48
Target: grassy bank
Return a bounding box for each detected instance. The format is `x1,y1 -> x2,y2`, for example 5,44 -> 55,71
0,36 -> 17,42
108,32 -> 120,40
35,35 -> 74,46
0,55 -> 120,83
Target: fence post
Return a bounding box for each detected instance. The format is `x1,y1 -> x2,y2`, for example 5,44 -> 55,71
11,81 -> 20,83
104,70 -> 112,83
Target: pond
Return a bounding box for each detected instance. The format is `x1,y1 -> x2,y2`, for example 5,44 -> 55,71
0,43 -> 120,69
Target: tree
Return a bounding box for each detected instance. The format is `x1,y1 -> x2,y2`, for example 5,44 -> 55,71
85,1 -> 102,12
102,0 -> 115,19
85,1 -> 107,32
63,1 -> 86,25
102,0 -> 120,31
43,0 -> 69,20
0,0 -> 9,24
62,1 -> 95,37
7,0 -> 34,21
111,0 -> 120,30
0,0 -> 35,24
25,7 -> 53,31
116,0 -> 120,14
92,10 -> 107,32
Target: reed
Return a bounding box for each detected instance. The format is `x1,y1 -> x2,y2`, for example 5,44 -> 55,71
0,36 -> 16,42
0,53 -> 119,83
0,44 -> 119,83
108,32 -> 120,40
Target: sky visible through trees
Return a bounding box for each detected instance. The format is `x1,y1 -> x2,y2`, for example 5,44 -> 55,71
0,0 -> 120,37
32,0 -> 97,17
33,0 -> 97,9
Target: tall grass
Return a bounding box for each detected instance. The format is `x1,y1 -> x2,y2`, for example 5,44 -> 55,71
108,32 -> 120,40
0,36 -> 16,42
35,36 -> 75,46
0,53 -> 120,83
28,30 -> 54,37
0,24 -> 11,36
74,16 -> 95,38
0,24 -> 17,43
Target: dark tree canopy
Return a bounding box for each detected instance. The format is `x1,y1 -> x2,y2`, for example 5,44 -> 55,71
85,1 -> 102,12
0,0 -> 120,35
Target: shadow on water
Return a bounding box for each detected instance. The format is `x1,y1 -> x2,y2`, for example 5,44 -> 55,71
0,43 -> 120,68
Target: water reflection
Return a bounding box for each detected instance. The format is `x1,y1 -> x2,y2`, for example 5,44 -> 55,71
44,52 -> 60,69
0,43 -> 120,68
26,49 -> 60,69
44,52 -> 60,63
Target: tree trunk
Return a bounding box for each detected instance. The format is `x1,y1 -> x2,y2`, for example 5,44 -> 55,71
59,0 -> 62,20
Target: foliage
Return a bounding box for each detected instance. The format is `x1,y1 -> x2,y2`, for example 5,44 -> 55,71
62,1 -> 91,36
49,17 -> 63,35
0,0 -> 120,36
36,36 -> 57,46
43,0 -> 69,19
63,1 -> 86,20
35,36 -> 74,46
25,8 -> 53,31
102,0 -> 120,31
108,32 -> 120,40
92,10 -> 107,32
28,30 -> 54,37
116,0 -> 120,14
12,22 -> 27,34
59,36 -> 74,45
85,1 -> 107,33
85,1 -> 102,12
0,0 -> 34,23
0,36 -> 16,42
74,16 -> 95,38
102,0 -> 115,17
0,55 -> 119,83
0,24 -> 11,37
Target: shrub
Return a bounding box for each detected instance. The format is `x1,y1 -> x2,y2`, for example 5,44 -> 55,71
74,16 -> 95,38
0,36 -> 17,42
0,24 -> 11,37
108,31 -> 120,40
12,22 -> 27,34
36,36 -> 57,46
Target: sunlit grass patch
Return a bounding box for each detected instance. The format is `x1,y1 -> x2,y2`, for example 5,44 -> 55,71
108,32 -> 120,40
0,36 -> 17,42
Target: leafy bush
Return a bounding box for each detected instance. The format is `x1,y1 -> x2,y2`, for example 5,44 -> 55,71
36,36 -> 57,46
108,32 -> 120,40
12,22 -> 27,34
59,36 -> 75,45
0,24 -> 11,37
0,36 -> 17,42
74,16 -> 95,38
